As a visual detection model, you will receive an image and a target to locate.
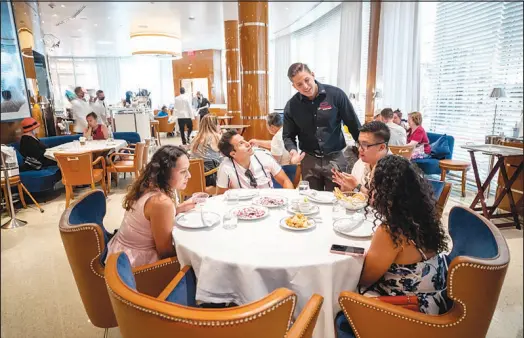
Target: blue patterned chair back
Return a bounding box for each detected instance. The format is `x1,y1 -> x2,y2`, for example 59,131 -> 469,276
273,165 -> 297,188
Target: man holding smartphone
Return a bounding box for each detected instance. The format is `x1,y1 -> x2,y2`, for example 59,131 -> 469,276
283,62 -> 361,191
332,121 -> 390,195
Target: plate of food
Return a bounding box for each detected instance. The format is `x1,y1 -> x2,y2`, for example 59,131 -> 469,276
175,211 -> 221,229
287,197 -> 319,215
231,206 -> 269,220
333,214 -> 374,237
334,187 -> 368,210
252,196 -> 288,208
303,190 -> 337,204
280,214 -> 316,231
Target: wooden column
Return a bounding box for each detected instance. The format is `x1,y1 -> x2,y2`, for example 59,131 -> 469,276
364,1 -> 381,123
224,20 -> 242,125
238,1 -> 271,141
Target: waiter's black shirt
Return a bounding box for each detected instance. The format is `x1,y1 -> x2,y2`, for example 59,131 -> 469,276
283,81 -> 361,156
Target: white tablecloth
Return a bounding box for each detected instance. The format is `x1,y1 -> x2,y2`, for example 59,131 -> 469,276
172,189 -> 372,338
44,139 -> 128,160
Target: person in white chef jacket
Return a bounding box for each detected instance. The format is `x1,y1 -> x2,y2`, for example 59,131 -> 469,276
91,90 -> 110,126
70,87 -> 94,134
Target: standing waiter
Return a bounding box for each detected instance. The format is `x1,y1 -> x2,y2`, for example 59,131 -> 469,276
283,62 -> 361,191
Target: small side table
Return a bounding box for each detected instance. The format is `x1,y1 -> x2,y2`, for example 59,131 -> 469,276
439,160 -> 471,197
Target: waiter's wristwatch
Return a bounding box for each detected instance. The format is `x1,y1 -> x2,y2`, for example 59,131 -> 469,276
354,184 -> 362,192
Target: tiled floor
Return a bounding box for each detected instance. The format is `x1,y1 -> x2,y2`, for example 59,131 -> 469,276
1,136 -> 522,338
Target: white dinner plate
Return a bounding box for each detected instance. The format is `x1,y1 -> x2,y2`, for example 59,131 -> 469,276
286,204 -> 320,215
231,206 -> 269,220
228,189 -> 260,200
252,196 -> 288,208
304,191 -> 337,204
175,211 -> 221,229
279,216 -> 317,231
333,214 -> 375,238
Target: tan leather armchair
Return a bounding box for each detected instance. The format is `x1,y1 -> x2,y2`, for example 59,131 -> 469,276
389,145 -> 415,159
59,190 -> 181,336
155,115 -> 176,134
105,252 -> 324,338
337,206 -> 510,338
55,151 -> 107,208
106,142 -> 145,192
180,158 -> 218,199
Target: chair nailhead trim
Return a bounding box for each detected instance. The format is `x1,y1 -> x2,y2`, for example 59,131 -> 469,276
106,285 -> 296,328
133,259 -> 179,275
286,300 -> 323,338
61,226 -> 104,279
339,262 -> 508,337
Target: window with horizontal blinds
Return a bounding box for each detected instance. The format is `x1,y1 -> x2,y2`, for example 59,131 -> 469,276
420,2 -> 523,182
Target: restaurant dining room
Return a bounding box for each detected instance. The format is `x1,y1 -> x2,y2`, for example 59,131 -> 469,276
1,1 -> 523,338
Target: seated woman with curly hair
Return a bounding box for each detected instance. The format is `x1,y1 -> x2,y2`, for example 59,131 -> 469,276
106,145 -> 196,267
359,155 -> 449,315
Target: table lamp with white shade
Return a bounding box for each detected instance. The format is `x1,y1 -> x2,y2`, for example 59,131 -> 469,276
490,87 -> 506,135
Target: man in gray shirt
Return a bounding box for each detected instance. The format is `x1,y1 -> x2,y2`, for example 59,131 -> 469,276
379,108 -> 406,146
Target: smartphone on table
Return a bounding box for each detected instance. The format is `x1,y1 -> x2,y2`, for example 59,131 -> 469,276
330,244 -> 365,256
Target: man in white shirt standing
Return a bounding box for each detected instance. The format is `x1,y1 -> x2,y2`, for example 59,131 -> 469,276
216,130 -> 293,193
173,87 -> 194,145
70,86 -> 93,134
248,113 -> 291,165
379,108 -> 406,146
91,90 -> 110,126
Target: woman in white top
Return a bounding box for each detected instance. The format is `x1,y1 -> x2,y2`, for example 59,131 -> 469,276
248,113 -> 291,165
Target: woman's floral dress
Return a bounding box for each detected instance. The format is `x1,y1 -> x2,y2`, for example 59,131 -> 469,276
360,253 -> 450,314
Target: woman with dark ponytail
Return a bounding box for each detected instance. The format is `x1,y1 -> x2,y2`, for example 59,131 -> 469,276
106,145 -> 195,267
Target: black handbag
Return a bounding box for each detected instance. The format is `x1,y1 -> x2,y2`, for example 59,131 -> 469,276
23,156 -> 42,170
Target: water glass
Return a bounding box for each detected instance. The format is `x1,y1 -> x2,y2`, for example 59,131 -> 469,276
73,140 -> 80,149
225,190 -> 239,205
192,192 -> 209,211
298,181 -> 310,195
332,201 -> 346,220
223,211 -> 238,230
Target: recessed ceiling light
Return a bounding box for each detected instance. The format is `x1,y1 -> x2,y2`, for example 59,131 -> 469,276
189,16 -> 195,20
41,20 -> 44,23
52,14 -> 57,17
285,7 -> 289,10
61,4 -> 65,8
77,29 -> 82,32
94,23 -> 98,27
107,16 -> 111,19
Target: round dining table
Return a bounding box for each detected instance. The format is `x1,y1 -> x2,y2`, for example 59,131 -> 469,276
44,139 -> 128,160
172,189 -> 373,338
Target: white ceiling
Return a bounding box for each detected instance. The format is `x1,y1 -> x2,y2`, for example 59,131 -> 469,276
33,1 -> 320,57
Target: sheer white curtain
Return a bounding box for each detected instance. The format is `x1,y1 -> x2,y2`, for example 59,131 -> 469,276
272,34 -> 293,110
157,58 -> 175,108
377,2 -> 420,113
337,2 -> 362,97
96,57 -> 121,104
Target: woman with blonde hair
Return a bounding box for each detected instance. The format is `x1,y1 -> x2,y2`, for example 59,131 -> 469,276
106,145 -> 195,267
407,111 -> 431,158
189,114 -> 222,189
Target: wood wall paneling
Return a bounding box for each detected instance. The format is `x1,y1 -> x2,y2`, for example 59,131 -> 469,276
172,49 -> 224,104
224,20 -> 242,124
364,1 -> 381,123
239,1 -> 271,141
